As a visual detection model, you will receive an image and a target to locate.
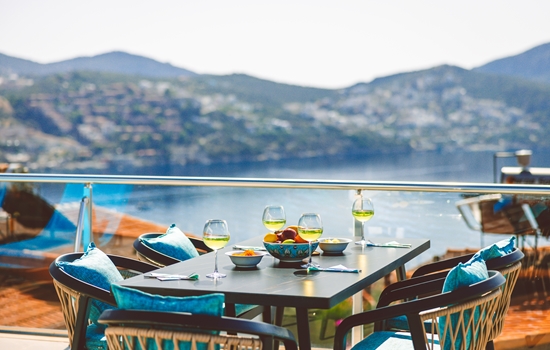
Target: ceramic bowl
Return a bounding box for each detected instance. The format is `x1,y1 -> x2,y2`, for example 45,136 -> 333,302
318,238 -> 352,254
263,241 -> 319,262
225,250 -> 267,268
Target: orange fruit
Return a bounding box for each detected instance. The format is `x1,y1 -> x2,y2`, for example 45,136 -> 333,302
264,233 -> 278,243
294,234 -> 308,243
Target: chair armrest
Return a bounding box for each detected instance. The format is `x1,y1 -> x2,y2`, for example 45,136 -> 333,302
108,254 -> 158,273
377,273 -> 448,309
412,253 -> 475,278
98,309 -> 297,350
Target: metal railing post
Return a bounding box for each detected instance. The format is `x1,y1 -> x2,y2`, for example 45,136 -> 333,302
74,196 -> 88,252
83,183 -> 93,248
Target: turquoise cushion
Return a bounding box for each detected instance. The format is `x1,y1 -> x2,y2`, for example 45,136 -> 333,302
85,323 -> 107,350
112,284 -> 224,316
475,236 -> 516,261
440,254 -> 488,350
140,224 -> 199,261
351,330 -> 439,350
111,284 -> 224,350
56,242 -> 122,325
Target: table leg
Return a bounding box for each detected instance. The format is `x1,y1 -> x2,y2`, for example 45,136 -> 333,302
395,264 -> 407,281
296,307 -> 311,350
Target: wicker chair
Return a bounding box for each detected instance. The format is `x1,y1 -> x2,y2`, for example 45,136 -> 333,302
133,232 -> 265,321
98,309 -> 298,350
334,271 -> 505,350
409,248 -> 523,349
49,252 -> 157,349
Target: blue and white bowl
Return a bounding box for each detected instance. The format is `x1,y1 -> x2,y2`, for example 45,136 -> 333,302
263,241 -> 319,262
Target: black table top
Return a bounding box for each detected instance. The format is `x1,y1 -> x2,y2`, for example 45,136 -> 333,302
118,236 -> 430,310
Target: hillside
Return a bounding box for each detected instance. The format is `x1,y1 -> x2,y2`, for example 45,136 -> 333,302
0,51 -> 196,78
474,42 -> 550,84
1,46 -> 550,172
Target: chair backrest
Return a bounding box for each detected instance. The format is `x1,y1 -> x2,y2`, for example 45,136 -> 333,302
133,232 -> 212,267
419,283 -> 501,350
334,271 -> 505,350
99,309 -> 298,350
410,248 -> 524,344
49,252 -> 156,349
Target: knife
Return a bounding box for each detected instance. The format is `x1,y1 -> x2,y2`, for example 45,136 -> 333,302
233,245 -> 267,251
144,272 -> 199,280
366,241 -> 412,248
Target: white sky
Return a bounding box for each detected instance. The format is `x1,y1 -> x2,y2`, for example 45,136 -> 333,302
1,0 -> 549,89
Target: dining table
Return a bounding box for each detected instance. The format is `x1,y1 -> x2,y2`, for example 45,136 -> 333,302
117,236 -> 430,349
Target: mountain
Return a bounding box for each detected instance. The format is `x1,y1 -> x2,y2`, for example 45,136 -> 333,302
0,51 -> 197,78
474,42 -> 550,84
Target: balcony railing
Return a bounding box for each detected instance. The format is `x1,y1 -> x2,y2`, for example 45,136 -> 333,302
0,172 -> 549,348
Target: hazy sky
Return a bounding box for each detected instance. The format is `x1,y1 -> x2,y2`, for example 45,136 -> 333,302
1,0 -> 549,89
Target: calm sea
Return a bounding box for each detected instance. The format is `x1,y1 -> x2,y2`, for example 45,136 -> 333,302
43,150 -> 550,266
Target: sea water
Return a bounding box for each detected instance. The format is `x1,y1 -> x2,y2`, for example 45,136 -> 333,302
41,150 -> 550,266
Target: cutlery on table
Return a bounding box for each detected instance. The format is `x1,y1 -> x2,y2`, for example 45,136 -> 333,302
144,272 -> 198,281
233,245 -> 267,251
307,264 -> 361,273
366,240 -> 411,248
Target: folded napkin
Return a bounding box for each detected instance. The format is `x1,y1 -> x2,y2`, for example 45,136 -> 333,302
144,272 -> 199,281
233,245 -> 267,251
307,264 -> 360,273
365,241 -> 411,248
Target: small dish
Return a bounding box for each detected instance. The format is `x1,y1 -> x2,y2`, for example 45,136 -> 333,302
319,238 -> 352,254
226,250 -> 267,268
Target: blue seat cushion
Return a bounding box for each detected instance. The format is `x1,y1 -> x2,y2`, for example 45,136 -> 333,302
140,224 -> 199,261
475,236 -> 515,261
440,254 -> 488,349
56,242 -> 122,325
85,323 -> 107,350
351,331 -> 440,350
111,284 -> 224,350
112,284 -> 224,316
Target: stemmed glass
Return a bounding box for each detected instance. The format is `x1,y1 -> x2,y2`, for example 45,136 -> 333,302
352,196 -> 374,246
297,213 -> 323,269
203,219 -> 230,279
262,205 -> 286,232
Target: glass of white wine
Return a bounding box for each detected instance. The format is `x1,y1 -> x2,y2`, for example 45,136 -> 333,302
262,205 -> 286,232
203,219 -> 230,279
352,196 -> 374,246
297,213 -> 323,269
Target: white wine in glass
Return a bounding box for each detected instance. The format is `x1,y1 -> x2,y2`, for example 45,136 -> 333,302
262,205 -> 286,232
297,213 -> 323,269
203,219 -> 230,279
352,196 -> 374,246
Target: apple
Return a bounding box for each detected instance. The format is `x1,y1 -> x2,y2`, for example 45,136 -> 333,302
280,227 -> 297,241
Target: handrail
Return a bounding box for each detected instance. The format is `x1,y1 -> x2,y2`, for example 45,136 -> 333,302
0,173 -> 550,195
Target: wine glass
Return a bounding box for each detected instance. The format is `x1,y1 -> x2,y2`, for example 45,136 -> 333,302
297,213 -> 323,269
262,205 -> 286,232
203,219 -> 230,279
352,196 -> 374,246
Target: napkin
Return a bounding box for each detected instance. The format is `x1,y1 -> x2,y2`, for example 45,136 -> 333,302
144,272 -> 199,281
233,245 -> 267,251
307,264 -> 360,273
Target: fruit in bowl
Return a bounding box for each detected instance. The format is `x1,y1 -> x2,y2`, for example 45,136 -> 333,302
318,237 -> 352,254
226,250 -> 267,268
264,226 -> 308,244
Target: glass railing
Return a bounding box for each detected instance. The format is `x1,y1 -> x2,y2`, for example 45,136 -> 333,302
0,173 -> 549,348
